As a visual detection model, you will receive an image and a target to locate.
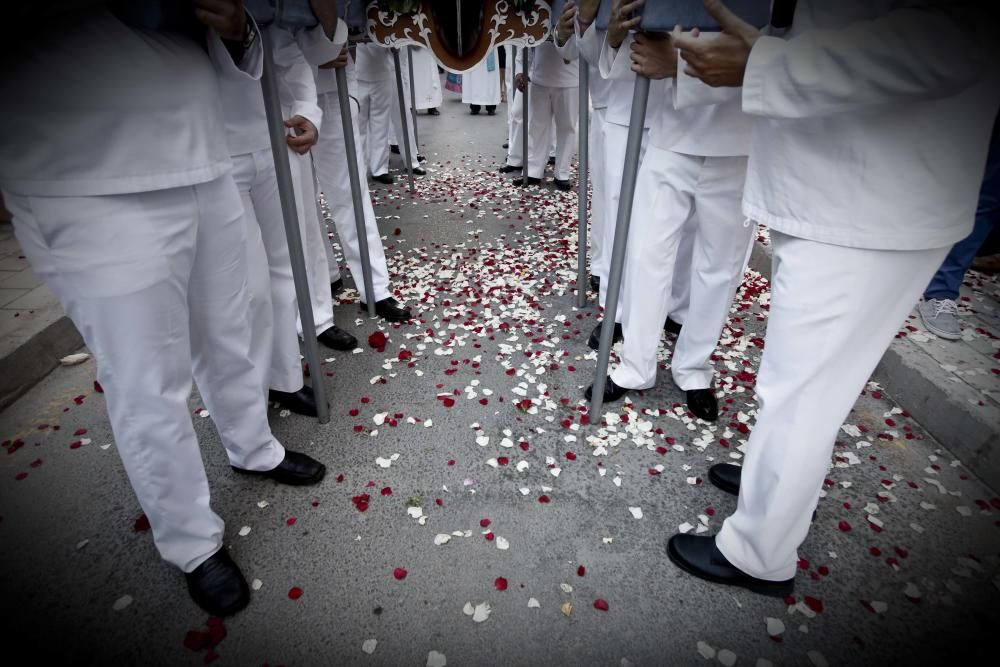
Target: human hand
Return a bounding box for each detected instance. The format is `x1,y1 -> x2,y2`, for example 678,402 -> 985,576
194,0 -> 246,41
319,44 -> 350,70
577,0 -> 602,25
672,0 -> 760,87
608,0 -> 643,49
630,30 -> 679,80
557,1 -> 577,45
515,73 -> 527,92
285,116 -> 318,154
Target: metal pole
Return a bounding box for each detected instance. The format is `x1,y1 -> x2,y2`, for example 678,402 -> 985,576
576,63 -> 589,309
520,46 -> 529,181
407,46 -> 420,149
335,68 -> 378,318
589,75 -> 650,419
391,47 -> 416,193
260,29 -> 330,424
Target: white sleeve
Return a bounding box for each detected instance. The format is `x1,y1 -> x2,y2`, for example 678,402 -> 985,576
295,20 -> 348,67
742,4 -> 996,120
599,31 -> 635,82
270,26 -> 323,132
672,34 -> 740,109
206,14 -> 263,82
576,23 -> 604,68
554,31 -> 579,61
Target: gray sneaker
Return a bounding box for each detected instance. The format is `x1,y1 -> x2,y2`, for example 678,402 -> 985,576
918,298 -> 962,340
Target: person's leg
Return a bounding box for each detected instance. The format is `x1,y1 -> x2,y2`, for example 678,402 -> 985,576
314,93 -> 392,305
231,153 -> 276,394
186,176 -> 286,473
610,147 -> 699,390
287,152 -> 336,338
588,107 -> 607,285
486,104 -> 496,114
667,218 -> 697,326
367,79 -> 394,177
552,86 -> 579,182
506,87 -> 525,168
527,83 -> 554,180
7,188 -> 225,573
714,233 -> 948,581
248,149 -> 305,393
671,156 -> 751,392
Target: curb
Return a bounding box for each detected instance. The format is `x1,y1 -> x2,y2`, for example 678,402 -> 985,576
0,315 -> 83,411
747,238 -> 999,493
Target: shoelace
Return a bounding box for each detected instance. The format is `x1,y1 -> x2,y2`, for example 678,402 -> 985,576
931,299 -> 959,317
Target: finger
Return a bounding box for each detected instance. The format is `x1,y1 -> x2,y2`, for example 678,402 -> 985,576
624,15 -> 642,29
703,0 -> 752,36
623,0 -> 645,13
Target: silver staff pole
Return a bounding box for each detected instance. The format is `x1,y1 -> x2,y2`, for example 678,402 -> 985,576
589,75 -> 650,419
391,47 -> 416,193
520,46 -> 530,182
334,67 -> 378,318
576,63 -> 589,309
407,45 -> 420,149
260,28 -> 330,424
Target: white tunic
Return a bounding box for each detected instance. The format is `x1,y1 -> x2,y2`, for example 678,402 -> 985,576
462,50 -> 502,106
742,0 -> 1000,251
409,46 -> 443,109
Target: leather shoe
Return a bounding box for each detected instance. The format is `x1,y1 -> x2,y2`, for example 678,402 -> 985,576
390,144 -> 400,154
554,179 -> 572,191
186,549 -> 250,616
417,154 -> 426,162
589,275 -> 600,293
318,325 -> 358,351
687,388 -> 719,422
331,277 -> 344,295
361,296 -> 412,322
584,376 -> 629,403
373,173 -> 395,185
587,321 -> 623,350
427,107 -> 440,116
708,463 -> 741,496
664,316 -> 682,335
667,534 -> 794,598
233,449 -> 326,486
502,141 -> 509,149
268,386 -> 319,417
412,166 -> 427,176
547,156 -> 556,165
499,164 -> 521,174
513,176 -> 541,187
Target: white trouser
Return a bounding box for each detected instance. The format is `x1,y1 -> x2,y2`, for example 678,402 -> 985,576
357,78 -> 395,177
597,120 -> 649,320
288,149 -> 335,337
314,91 -> 392,305
232,150 -> 304,393
6,176 -> 286,573
611,148 -> 750,391
587,106 -> 607,283
506,73 -> 519,148
667,216 -> 696,325
506,87 -> 525,167
389,74 -> 420,169
716,232 -> 948,581
527,83 -> 578,181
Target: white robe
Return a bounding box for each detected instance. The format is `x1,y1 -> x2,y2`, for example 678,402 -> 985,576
462,50 -> 502,106
410,46 -> 442,109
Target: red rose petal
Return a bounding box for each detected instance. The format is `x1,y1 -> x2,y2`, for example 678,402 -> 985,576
538,495 -> 550,503
593,598 -> 609,611
288,587 -> 303,600
393,568 -> 408,580
133,514 -> 151,532
480,518 -> 492,528
803,596 -> 824,613
484,531 -> 495,541
447,459 -> 456,466
838,520 -> 852,532
286,517 -> 297,526
494,576 -> 508,591
497,456 -> 509,466
381,487 -> 393,496
93,380 -> 104,393
577,565 -> 586,577
14,472 -> 28,481
565,451 -> 577,461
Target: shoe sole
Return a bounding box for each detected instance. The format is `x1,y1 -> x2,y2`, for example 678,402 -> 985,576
232,465 -> 326,486
666,538 -> 794,598
922,321 -> 962,340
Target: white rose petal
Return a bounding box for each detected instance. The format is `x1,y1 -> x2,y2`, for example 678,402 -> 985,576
238,526 -> 252,537
427,650 -> 448,667
527,597 -> 541,608
628,506 -> 643,520
362,639 -> 378,655
112,595 -> 133,611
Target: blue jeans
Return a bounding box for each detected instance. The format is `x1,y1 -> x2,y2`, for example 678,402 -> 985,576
924,130 -> 1000,300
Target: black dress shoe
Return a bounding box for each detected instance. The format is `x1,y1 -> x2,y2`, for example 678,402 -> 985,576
589,275 -> 600,293
186,549 -> 250,617
503,141 -> 510,149
268,386 -> 319,417
487,106 -> 496,115
708,463 -> 741,496
417,154 -> 426,162
318,325 -> 358,351
412,166 -> 427,176
499,164 -> 521,174
233,450 -> 326,486
361,296 -> 412,322
587,321 -> 623,350
373,173 -> 395,185
554,179 -> 572,191
664,316 -> 683,335
584,376 -> 630,403
547,156 -> 556,165
513,176 -> 541,187
427,107 -> 440,116
470,105 -> 481,115
331,277 -> 344,295
667,534 -> 795,598
390,144 -> 400,154
687,388 -> 719,422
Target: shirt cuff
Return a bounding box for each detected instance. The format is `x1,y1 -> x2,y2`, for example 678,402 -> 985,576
741,35 -> 785,117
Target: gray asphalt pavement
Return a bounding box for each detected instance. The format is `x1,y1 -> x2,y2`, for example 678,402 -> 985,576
1,93 -> 998,667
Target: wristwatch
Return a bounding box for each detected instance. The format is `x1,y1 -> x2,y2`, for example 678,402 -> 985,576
240,14 -> 257,51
